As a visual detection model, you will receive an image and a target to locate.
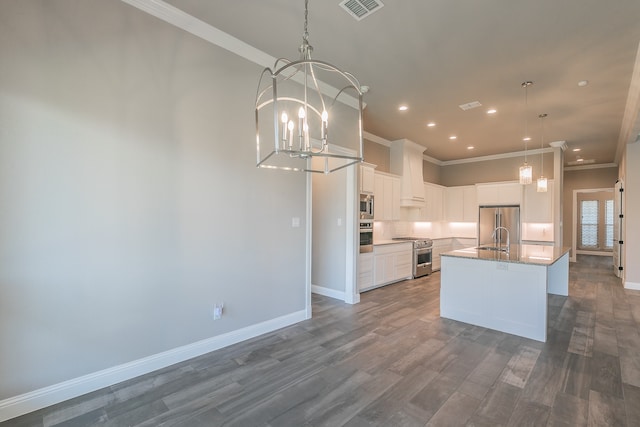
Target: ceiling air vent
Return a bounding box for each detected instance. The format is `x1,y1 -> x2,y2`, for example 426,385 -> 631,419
459,101 -> 482,111
339,0 -> 384,21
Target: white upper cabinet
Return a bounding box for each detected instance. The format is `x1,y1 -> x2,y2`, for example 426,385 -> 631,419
374,172 -> 401,221
423,183 -> 445,222
445,185 -> 477,222
359,163 -> 376,194
476,182 -> 522,206
523,180 -> 554,222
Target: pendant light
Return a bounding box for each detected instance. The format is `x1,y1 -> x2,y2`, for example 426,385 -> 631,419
255,0 -> 364,174
537,113 -> 548,192
519,81 -> 533,185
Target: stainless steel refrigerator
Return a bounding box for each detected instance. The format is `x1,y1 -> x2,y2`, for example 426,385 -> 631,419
478,205 -> 521,246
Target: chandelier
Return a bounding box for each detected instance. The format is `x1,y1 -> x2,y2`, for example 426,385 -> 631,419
537,113 -> 548,192
518,81 -> 533,185
255,0 -> 364,173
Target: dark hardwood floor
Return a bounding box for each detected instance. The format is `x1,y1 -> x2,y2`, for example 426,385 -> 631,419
4,255 -> 640,426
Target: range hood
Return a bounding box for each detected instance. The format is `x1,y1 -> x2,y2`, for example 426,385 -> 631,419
390,139 -> 426,207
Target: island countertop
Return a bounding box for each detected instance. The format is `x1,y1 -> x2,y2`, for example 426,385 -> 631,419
441,244 -> 570,266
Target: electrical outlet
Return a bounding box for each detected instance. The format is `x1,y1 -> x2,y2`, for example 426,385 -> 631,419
213,302 -> 224,320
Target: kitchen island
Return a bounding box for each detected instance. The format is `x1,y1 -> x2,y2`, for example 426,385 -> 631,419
440,245 -> 570,342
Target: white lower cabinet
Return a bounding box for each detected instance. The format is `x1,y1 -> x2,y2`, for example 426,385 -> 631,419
431,239 -> 452,272
357,252 -> 374,291
366,242 -> 412,290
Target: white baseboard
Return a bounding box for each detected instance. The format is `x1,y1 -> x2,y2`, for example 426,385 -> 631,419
311,284 -> 346,301
625,281 -> 640,291
0,310 -> 307,423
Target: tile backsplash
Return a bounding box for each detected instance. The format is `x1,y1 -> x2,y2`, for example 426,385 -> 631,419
374,221 -> 477,240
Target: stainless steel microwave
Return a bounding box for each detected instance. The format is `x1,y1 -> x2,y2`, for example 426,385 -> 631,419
359,194 -> 374,219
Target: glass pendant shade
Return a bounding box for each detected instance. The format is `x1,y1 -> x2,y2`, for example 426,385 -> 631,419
519,163 -> 533,185
537,176 -> 548,192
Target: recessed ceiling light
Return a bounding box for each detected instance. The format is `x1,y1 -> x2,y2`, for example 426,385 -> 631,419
572,148 -> 581,152
398,105 -> 408,111
467,146 -> 474,150
487,109 -> 497,114
449,136 -> 457,140
427,122 -> 436,127
578,80 -> 589,87
523,136 -> 531,142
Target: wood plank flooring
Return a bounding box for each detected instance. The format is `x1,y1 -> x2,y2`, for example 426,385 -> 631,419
4,255 -> 640,426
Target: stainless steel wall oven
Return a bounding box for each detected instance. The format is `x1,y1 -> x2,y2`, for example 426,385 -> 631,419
359,220 -> 373,253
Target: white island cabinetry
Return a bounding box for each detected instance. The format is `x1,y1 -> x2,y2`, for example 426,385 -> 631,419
440,245 -> 570,342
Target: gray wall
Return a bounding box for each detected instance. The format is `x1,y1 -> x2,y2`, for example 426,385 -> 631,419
423,160 -> 442,185
562,167 -> 619,251
0,1 -> 307,399
363,140 -> 390,172
312,163 -> 348,292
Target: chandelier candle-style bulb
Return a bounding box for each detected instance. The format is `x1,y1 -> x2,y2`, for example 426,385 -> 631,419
321,110 -> 328,141
303,122 -> 310,150
298,107 -> 305,139
281,112 -> 288,144
287,120 -> 294,149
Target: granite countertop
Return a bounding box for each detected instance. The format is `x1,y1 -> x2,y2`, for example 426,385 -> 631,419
441,244 -> 571,266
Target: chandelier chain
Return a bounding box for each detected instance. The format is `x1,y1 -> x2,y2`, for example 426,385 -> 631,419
303,0 -> 309,43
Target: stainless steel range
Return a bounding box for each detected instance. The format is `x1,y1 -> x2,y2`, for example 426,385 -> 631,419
392,237 -> 433,278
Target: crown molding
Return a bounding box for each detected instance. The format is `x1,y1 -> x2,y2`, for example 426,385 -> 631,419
363,131 -> 558,166
120,0 -> 362,110
564,163 -> 618,171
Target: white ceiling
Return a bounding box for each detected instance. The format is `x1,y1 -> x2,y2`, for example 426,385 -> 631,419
163,0 -> 640,166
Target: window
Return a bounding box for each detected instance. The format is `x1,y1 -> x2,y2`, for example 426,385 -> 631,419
580,200 -> 598,248
577,192 -> 614,252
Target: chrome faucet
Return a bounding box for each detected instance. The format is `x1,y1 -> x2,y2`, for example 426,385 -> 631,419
491,226 -> 510,252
